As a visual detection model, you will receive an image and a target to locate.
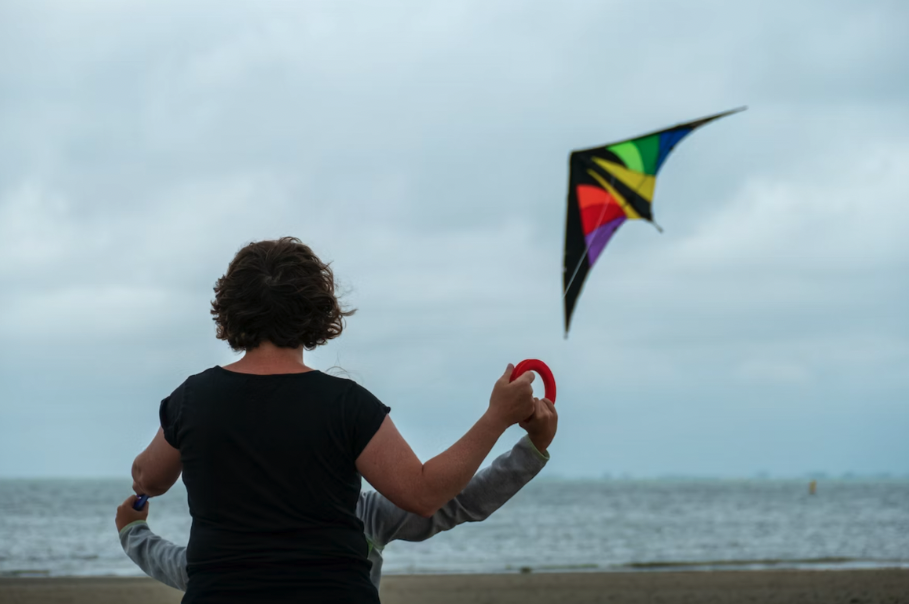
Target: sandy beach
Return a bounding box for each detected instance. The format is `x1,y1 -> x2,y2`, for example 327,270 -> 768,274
1,570 -> 906,604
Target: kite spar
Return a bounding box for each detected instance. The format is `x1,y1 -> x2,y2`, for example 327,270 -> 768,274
562,107 -> 745,336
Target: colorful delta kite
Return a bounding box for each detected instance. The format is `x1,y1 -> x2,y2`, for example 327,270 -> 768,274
562,107 -> 745,335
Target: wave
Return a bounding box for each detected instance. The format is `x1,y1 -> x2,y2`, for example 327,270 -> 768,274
0,569 -> 51,578
387,557 -> 909,576
614,557 -> 909,571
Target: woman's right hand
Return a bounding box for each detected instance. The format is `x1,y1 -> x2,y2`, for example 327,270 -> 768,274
486,364 -> 536,430
356,364 -> 537,518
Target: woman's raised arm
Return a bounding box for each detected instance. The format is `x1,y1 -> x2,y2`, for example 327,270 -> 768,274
355,365 -> 534,518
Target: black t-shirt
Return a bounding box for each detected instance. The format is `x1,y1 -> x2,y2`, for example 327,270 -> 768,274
159,367 -> 390,604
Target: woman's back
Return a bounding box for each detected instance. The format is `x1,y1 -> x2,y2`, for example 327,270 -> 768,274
130,237 -> 537,603
161,367 -> 388,603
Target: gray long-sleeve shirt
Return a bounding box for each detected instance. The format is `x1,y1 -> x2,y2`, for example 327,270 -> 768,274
119,435 -> 548,591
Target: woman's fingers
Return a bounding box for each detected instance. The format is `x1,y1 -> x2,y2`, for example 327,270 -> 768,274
516,370 -> 535,384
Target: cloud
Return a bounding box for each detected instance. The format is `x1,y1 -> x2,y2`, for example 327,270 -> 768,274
671,143 -> 909,273
0,0 -> 906,477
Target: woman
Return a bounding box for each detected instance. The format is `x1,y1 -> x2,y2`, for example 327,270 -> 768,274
131,237 -> 535,603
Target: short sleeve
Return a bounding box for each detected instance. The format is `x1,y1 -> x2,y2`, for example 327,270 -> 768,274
159,381 -> 187,449
344,382 -> 391,460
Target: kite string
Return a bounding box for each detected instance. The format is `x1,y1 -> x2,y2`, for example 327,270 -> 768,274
561,170 -> 616,301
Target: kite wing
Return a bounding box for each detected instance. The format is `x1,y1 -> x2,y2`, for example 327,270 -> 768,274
562,107 -> 744,336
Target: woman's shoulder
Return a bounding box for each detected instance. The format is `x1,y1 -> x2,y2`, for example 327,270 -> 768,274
171,366 -> 220,390
310,373 -> 376,409
304,371 -> 389,413
162,367 -> 225,401
305,369 -> 362,391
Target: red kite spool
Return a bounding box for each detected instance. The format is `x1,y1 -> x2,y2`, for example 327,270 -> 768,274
510,359 -> 556,403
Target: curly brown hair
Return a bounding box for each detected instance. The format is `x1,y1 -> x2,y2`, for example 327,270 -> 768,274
211,237 -> 354,351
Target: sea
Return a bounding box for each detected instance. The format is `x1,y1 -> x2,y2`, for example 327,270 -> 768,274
1,478 -> 908,578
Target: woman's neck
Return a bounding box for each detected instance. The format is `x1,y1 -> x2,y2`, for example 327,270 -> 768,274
222,342 -> 313,375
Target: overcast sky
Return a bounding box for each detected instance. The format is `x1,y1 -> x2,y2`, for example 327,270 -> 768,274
1,0 -> 907,479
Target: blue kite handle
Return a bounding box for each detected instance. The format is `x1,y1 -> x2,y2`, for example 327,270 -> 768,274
133,494 -> 149,510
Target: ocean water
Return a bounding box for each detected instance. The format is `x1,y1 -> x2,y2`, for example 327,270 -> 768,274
1,478 -> 907,578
